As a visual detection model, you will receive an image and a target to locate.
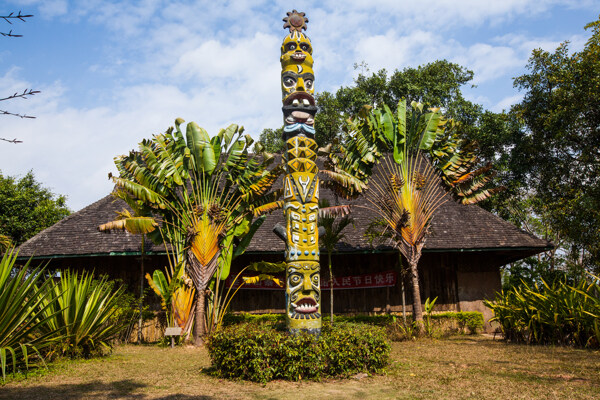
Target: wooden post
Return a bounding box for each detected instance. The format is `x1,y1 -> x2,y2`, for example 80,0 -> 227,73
165,327 -> 182,348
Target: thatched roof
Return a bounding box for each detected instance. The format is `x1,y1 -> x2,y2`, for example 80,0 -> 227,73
18,162 -> 551,261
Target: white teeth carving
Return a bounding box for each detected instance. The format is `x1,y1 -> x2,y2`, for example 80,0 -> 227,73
292,302 -> 317,313
302,99 -> 310,106
293,99 -> 300,106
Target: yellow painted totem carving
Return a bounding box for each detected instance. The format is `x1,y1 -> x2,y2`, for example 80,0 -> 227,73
281,10 -> 321,333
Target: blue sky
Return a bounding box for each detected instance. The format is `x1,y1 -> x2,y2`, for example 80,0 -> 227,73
1,0 -> 599,211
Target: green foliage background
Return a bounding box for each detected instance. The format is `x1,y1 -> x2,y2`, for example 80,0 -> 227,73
0,170 -> 70,246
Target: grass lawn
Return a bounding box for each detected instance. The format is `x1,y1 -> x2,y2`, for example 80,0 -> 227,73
1,336 -> 599,399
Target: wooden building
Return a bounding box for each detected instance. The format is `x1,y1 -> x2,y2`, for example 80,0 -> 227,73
18,168 -> 551,331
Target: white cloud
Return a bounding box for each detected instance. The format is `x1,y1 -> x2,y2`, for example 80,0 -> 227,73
455,43 -> 523,85
492,94 -> 523,112
9,0 -> 69,18
172,32 -> 279,81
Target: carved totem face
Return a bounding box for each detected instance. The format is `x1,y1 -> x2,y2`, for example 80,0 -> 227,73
281,64 -> 315,101
286,262 -> 321,328
280,31 -> 313,69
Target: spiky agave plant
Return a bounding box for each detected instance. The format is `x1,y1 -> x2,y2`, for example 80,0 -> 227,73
0,250 -> 60,382
485,273 -> 600,347
37,270 -> 127,358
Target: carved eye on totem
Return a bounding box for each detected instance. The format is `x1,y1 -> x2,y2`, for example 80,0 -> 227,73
305,79 -> 313,90
300,42 -> 311,53
286,42 -> 297,52
311,273 -> 319,286
289,273 -> 302,286
283,76 -> 296,88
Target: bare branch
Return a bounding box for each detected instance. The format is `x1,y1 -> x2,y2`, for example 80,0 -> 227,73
0,11 -> 37,143
0,137 -> 23,144
0,89 -> 40,102
1,11 -> 34,24
0,30 -> 23,38
1,11 -> 33,38
0,109 -> 36,119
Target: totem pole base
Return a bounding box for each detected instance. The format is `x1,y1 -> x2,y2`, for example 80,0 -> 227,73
288,328 -> 321,337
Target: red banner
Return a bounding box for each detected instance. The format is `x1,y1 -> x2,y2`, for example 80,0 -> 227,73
225,270 -> 397,290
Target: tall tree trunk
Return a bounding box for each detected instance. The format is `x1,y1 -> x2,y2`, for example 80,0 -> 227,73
401,279 -> 407,325
138,234 -> 145,344
328,251 -> 333,324
408,255 -> 424,331
398,252 -> 406,324
194,289 -> 206,346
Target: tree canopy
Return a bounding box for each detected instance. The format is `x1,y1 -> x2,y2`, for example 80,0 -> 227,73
502,16 -> 600,273
0,170 -> 70,246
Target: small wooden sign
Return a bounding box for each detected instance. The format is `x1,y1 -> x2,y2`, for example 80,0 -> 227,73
165,327 -> 182,336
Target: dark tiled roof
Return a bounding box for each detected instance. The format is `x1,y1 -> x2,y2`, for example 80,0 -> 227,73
18,163 -> 551,258
18,195 -> 166,258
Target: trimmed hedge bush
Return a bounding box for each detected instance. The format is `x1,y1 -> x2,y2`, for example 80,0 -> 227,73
221,311 -> 484,337
207,322 -> 390,382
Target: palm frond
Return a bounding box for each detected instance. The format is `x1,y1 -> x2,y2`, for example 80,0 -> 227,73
319,205 -> 352,218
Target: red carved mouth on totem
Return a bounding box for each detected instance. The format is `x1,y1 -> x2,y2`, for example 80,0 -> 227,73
293,297 -> 318,314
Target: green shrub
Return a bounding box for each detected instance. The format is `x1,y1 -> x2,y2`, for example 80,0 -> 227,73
485,275 -> 600,347
38,270 -> 129,358
0,251 -> 60,382
221,313 -> 285,326
220,311 -> 484,340
430,312 -> 484,334
207,323 -> 390,382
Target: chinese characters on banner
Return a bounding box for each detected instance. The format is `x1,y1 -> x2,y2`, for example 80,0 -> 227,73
225,270 -> 397,290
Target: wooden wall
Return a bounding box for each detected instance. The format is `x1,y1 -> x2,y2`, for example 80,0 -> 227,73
35,250 -> 502,330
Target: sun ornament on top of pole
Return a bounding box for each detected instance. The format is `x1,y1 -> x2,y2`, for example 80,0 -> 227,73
280,10 -> 321,335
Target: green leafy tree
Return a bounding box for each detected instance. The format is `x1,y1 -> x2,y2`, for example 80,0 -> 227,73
493,15 -> 600,274
257,127 -> 284,153
315,61 -> 488,147
0,171 -> 70,245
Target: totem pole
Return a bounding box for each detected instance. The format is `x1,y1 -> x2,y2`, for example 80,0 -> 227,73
280,10 -> 321,335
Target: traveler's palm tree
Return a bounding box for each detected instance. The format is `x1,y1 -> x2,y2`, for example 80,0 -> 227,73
111,119 -> 281,343
359,100 -> 500,327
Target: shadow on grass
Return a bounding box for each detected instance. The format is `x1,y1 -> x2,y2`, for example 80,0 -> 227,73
0,379 -> 215,400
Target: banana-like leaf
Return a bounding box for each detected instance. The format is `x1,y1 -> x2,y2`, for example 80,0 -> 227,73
186,121 -> 210,173
320,169 -> 368,199
246,261 -> 287,274
233,215 -> 266,259
98,211 -> 158,235
418,111 -> 441,151
146,270 -> 170,310
242,274 -> 283,287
